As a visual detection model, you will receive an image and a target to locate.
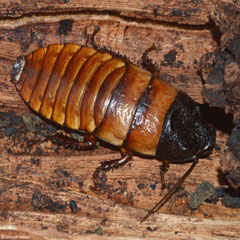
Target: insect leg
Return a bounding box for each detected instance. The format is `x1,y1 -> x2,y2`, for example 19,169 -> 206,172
50,133 -> 97,151
160,160 -> 170,190
93,147 -> 133,188
140,159 -> 198,223
90,26 -> 100,50
141,44 -> 158,73
83,25 -> 100,48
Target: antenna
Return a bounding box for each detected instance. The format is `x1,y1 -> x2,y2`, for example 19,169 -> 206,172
140,158 -> 198,223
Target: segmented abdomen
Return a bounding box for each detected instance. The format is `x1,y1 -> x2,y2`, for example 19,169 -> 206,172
13,43 -> 178,156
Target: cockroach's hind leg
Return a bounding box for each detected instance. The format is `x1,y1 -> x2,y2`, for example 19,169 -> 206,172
84,26 -> 100,49
50,133 -> 97,151
89,25 -> 128,61
84,34 -> 90,47
91,25 -> 100,50
160,160 -> 170,190
141,43 -> 159,74
140,159 -> 198,223
142,44 -> 157,61
93,147 -> 133,189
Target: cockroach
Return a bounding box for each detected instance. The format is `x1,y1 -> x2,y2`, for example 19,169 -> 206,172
11,27 -> 216,223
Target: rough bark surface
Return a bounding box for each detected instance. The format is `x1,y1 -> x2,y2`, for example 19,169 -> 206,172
0,0 -> 240,239
200,2 -> 240,192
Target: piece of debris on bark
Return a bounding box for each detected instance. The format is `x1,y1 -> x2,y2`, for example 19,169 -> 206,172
199,2 -> 240,190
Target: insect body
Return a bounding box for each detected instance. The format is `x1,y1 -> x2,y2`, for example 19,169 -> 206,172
11,42 -> 216,222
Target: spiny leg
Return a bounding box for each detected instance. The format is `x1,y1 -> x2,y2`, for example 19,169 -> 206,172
140,159 -> 198,223
89,25 -> 128,61
90,26 -> 100,50
160,160 -> 170,190
50,133 -> 97,151
83,25 -> 100,48
93,147 -> 133,188
141,44 -> 159,74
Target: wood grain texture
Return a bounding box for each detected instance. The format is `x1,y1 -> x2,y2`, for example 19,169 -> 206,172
0,0 -> 240,239
0,0 -> 217,24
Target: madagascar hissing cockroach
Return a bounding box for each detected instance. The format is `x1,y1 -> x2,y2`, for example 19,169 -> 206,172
11,28 -> 216,223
